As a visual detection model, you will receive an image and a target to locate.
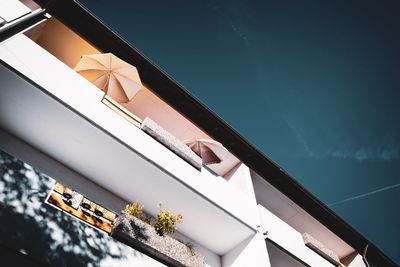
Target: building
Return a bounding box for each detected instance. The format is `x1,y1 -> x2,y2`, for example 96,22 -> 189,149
0,1 -> 397,266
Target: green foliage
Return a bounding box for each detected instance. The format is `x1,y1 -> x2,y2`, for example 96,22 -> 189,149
122,201 -> 143,219
154,202 -> 183,236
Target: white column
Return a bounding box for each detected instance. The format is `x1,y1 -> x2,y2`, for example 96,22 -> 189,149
223,164 -> 271,267
222,233 -> 271,267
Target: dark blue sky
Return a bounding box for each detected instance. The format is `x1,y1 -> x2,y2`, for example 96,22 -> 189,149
80,0 -> 400,262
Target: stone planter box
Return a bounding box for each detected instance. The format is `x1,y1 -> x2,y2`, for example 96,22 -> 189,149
111,214 -> 205,267
140,117 -> 202,170
302,232 -> 340,266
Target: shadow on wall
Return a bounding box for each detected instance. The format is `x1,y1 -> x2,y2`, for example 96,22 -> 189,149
0,149 -> 156,267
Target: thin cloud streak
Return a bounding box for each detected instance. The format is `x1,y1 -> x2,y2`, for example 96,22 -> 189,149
330,148 -> 400,162
284,119 -> 314,157
328,183 -> 400,207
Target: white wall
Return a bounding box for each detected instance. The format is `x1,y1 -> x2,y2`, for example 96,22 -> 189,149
221,233 -> 271,267
222,164 -> 271,267
225,163 -> 258,205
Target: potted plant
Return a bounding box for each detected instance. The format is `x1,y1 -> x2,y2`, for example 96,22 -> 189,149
154,202 -> 183,236
111,201 -> 205,267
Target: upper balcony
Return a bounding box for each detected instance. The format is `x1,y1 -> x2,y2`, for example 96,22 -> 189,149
0,16 -> 258,256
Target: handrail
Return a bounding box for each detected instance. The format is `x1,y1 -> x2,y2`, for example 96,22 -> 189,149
0,8 -> 47,43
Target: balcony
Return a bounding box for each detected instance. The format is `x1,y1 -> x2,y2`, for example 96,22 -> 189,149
258,205 -> 338,267
0,18 -> 257,256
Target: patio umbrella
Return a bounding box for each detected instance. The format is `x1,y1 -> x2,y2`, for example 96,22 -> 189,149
185,138 -> 228,165
74,53 -> 143,103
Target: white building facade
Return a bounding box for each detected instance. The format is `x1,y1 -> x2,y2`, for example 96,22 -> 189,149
0,1 -> 396,267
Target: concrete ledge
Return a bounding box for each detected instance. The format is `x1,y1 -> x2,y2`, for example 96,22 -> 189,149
141,117 -> 202,170
302,232 -> 341,266
111,214 -> 205,267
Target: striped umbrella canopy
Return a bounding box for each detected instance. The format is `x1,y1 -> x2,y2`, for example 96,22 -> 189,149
74,53 -> 143,103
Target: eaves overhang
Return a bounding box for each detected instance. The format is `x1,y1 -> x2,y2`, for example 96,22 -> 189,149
21,0 -> 398,265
